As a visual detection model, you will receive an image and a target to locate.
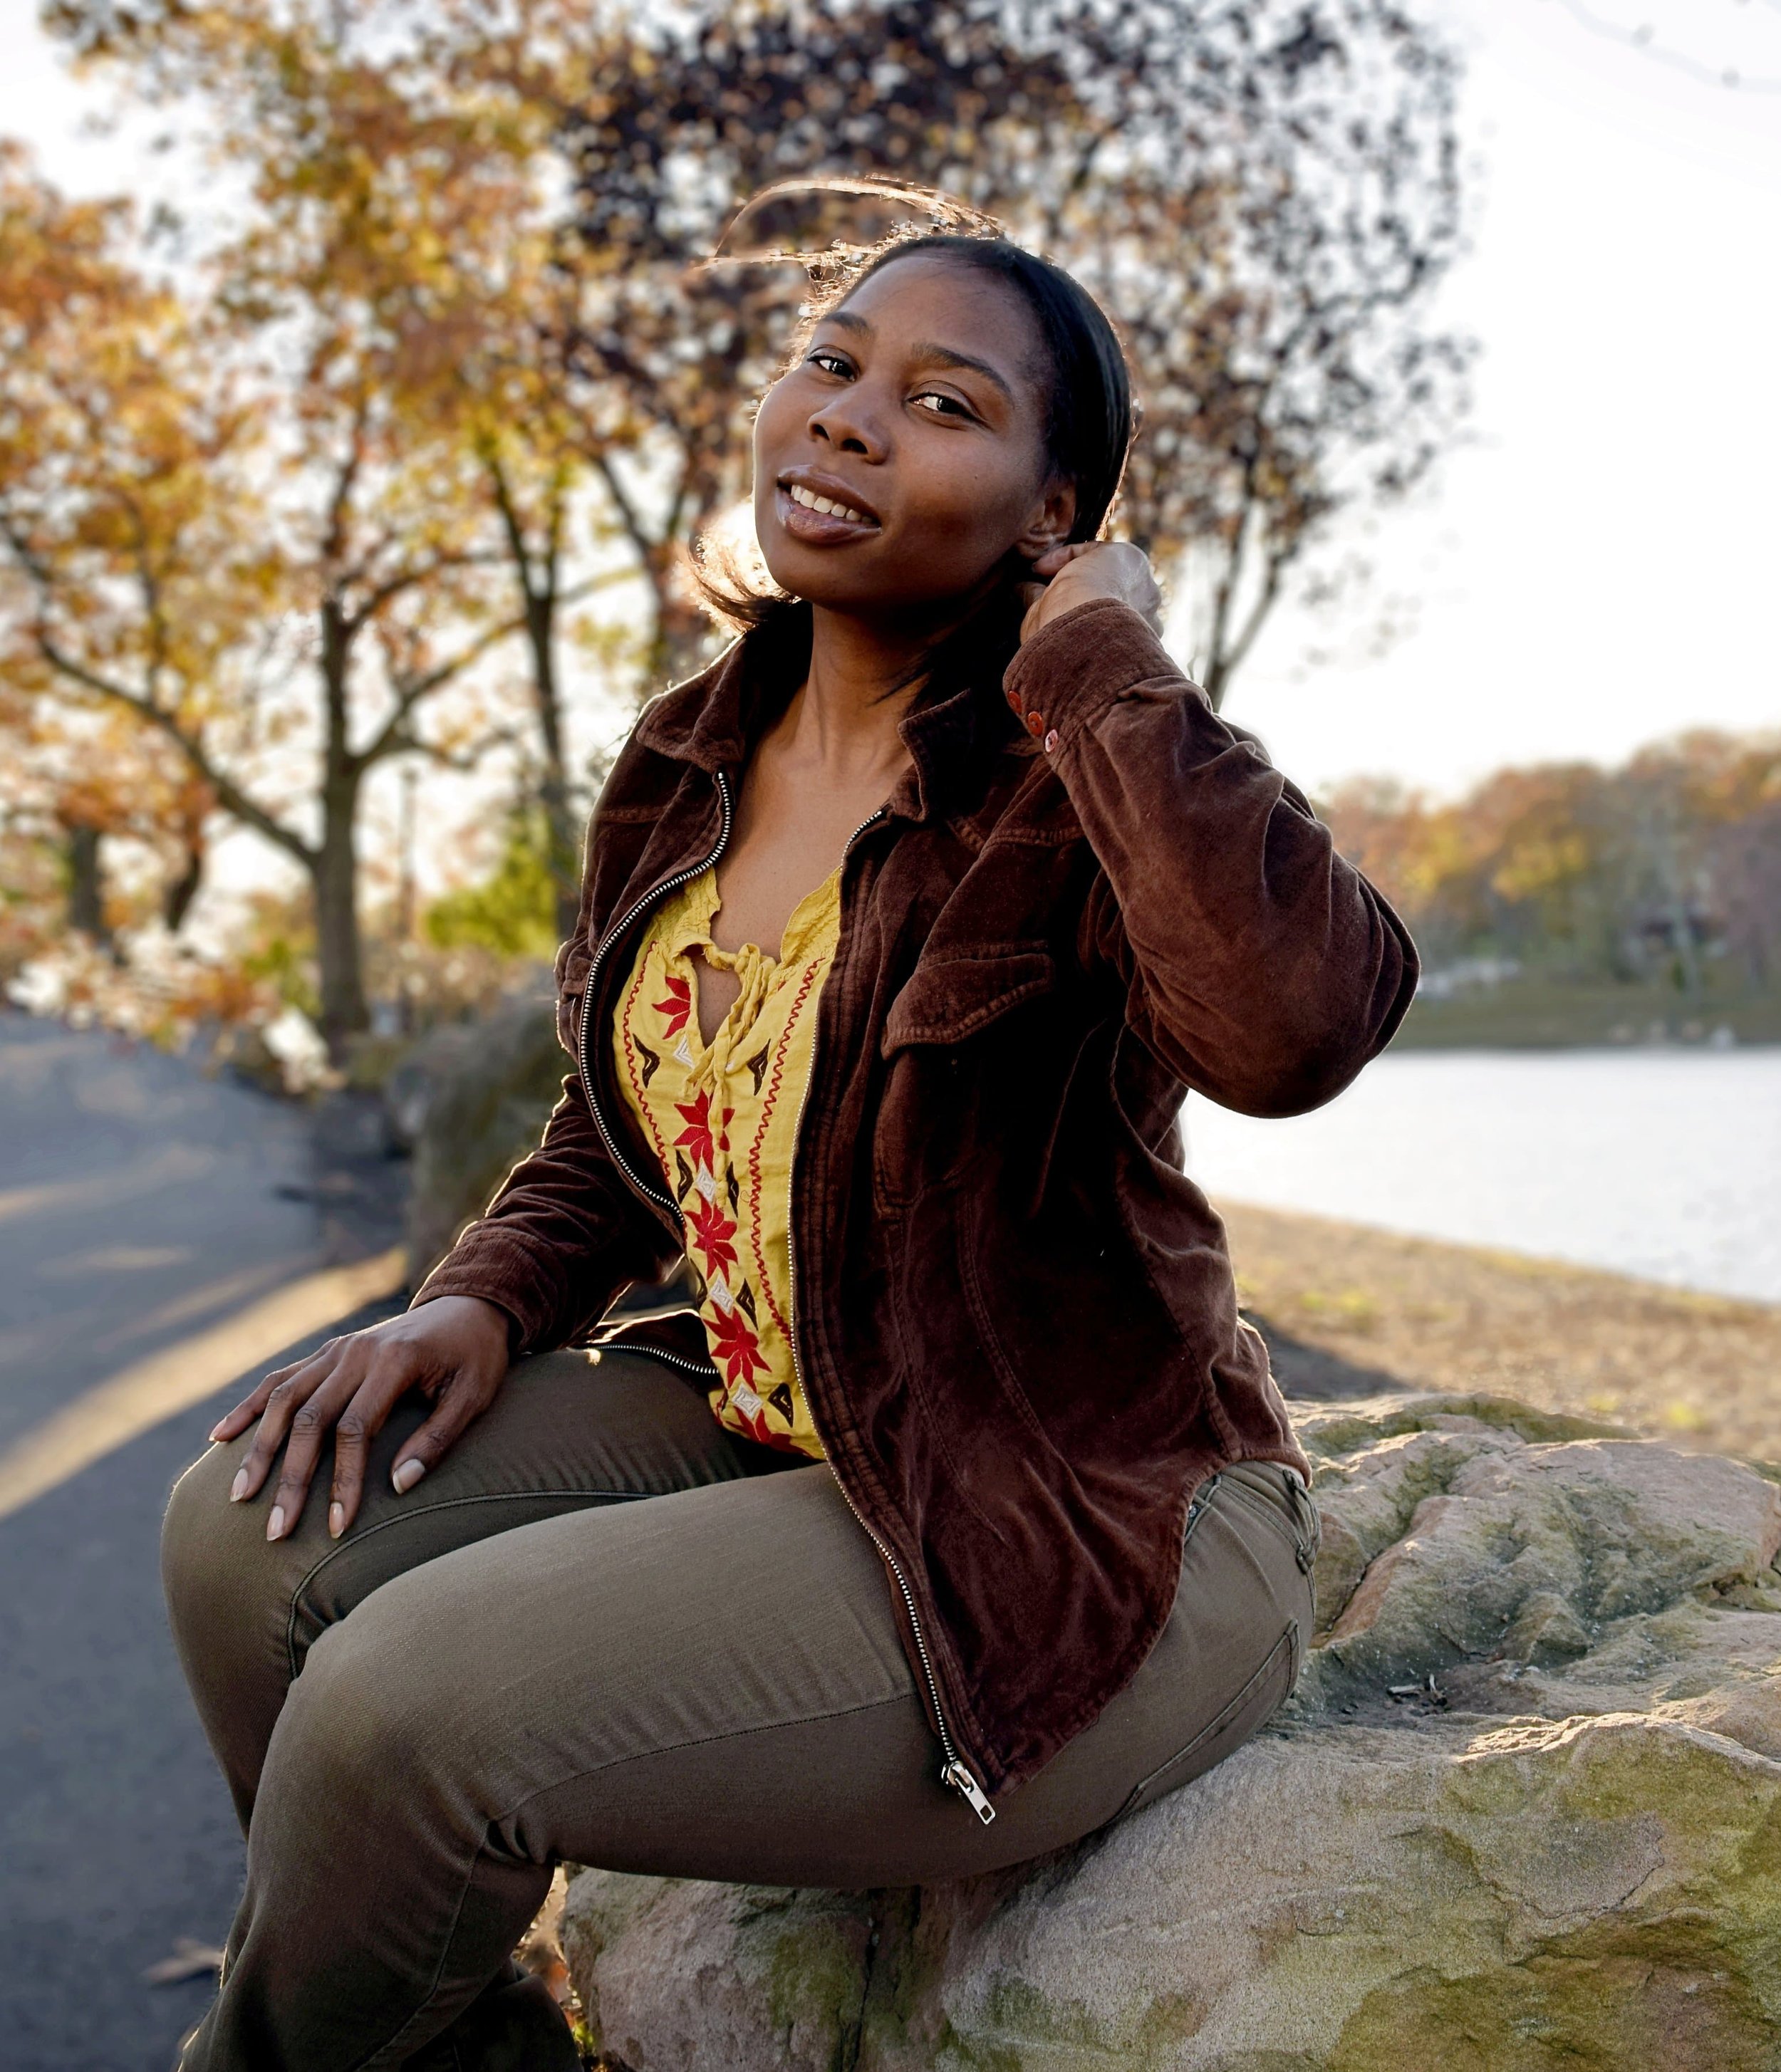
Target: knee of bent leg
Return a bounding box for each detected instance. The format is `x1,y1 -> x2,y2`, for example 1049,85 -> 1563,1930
161,1440 -> 279,1675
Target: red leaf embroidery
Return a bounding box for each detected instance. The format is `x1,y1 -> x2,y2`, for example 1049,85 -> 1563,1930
673,1089 -> 734,1169
673,1088 -> 716,1170
731,1401 -> 780,1447
707,1305 -> 769,1386
653,974 -> 692,1038
685,1197 -> 739,1280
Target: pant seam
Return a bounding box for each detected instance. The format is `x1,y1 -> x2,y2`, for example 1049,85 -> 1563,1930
350,1687 -> 918,2072
1114,1620 -> 1297,1819
283,1487 -> 654,1682
496,1687 -> 920,1830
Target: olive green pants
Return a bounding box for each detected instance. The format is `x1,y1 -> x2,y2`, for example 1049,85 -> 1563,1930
162,1348 -> 1316,2071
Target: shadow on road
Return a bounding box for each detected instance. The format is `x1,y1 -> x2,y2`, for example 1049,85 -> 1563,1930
0,1292 -> 406,2072
0,1016 -> 409,2072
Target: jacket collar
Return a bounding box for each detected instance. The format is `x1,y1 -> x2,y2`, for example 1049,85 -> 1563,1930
630,637 -> 750,774
630,624 -> 1024,824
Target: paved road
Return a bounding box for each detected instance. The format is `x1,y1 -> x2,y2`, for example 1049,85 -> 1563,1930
0,1014 -> 404,2072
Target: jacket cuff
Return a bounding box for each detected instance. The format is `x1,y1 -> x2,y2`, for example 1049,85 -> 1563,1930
409,1229 -> 561,1355
1001,598 -> 1197,754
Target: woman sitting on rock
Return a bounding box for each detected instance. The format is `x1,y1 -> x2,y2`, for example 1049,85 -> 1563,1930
163,197 -> 1414,2070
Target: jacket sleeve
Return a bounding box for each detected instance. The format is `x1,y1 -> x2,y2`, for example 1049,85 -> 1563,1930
1002,598 -> 1419,1118
407,828 -> 678,1354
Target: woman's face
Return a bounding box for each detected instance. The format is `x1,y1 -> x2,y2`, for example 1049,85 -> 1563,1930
752,252 -> 1076,623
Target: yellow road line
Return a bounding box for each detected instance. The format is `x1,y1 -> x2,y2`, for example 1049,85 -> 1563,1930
0,1246 -> 407,1523
0,1143 -> 215,1224
90,1256 -> 303,1357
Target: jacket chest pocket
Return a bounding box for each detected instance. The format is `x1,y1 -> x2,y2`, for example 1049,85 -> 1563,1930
873,944 -> 1056,1212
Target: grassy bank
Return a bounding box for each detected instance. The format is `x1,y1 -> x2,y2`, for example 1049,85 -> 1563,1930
1224,1200 -> 1781,1464
1390,975 -> 1781,1049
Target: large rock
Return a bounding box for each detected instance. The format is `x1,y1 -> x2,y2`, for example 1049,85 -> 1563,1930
561,1392 -> 1781,2071
388,990 -> 561,1283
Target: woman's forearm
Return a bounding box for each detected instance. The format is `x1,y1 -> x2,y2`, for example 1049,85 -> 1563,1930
411,1073 -> 676,1353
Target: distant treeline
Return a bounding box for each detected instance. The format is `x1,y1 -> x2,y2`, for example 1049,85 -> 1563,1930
1319,732 -> 1781,998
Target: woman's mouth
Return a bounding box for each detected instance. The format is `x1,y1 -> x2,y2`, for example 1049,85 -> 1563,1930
774,476 -> 881,543
786,481 -> 873,524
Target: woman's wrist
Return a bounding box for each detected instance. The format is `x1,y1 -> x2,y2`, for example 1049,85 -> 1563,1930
1018,541 -> 1163,643
420,1293 -> 512,1350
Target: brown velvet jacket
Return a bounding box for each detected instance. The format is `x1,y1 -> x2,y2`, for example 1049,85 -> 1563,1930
415,598 -> 1417,1813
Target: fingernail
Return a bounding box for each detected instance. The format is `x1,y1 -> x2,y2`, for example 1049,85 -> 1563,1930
209,1421 -> 227,1442
328,1503 -> 345,1539
392,1459 -> 426,1494
265,1506 -> 285,1542
229,1469 -> 249,1503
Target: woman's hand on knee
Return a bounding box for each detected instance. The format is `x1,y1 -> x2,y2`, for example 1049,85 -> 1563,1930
209,1296 -> 514,1542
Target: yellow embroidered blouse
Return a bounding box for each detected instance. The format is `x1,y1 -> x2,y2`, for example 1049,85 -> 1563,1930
611,863 -> 841,1458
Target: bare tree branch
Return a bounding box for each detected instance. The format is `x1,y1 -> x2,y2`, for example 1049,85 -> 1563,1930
31,627 -> 315,866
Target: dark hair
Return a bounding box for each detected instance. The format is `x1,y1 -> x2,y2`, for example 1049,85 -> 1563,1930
691,202 -> 1136,709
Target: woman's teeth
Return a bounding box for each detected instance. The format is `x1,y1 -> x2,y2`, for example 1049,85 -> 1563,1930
788,483 -> 871,524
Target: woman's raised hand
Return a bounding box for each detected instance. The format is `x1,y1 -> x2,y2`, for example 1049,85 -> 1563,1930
209,1295 -> 512,1542
1019,541 -> 1163,645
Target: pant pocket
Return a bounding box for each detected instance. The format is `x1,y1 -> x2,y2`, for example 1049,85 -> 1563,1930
1113,1618 -> 1301,1823
1220,1462 -> 1320,1577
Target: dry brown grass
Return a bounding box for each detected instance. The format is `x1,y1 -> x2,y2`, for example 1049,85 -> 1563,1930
1222,1201 -> 1781,1466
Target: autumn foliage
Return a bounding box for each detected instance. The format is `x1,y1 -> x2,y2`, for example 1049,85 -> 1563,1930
3,0 -> 1473,1060
1321,733 -> 1781,999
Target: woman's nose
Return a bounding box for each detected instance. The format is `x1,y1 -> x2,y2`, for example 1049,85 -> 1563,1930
806,393 -> 886,460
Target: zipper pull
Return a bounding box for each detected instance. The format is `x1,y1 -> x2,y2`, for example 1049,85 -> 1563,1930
942,1758 -> 997,1825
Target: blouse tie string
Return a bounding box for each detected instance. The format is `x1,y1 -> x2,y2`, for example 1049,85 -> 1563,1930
688,937 -> 778,1103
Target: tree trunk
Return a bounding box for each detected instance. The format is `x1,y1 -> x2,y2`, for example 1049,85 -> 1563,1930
315,600 -> 368,1061
163,838 -> 204,933
524,589 -> 581,942
66,823 -> 112,947
652,590 -> 716,692
313,786 -> 367,1061
485,454 -> 582,940
1201,653 -> 1232,713
640,533 -> 718,694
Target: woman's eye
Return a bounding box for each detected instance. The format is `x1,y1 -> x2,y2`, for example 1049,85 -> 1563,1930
911,390 -> 972,420
806,349 -> 853,378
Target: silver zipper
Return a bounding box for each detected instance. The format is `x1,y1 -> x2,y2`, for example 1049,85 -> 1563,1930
827,1444 -> 997,1823
603,1341 -> 720,1383
782,806 -> 997,1826
576,769 -> 737,1223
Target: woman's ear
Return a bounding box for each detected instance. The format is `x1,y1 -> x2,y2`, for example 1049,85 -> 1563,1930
1014,477 -> 1079,563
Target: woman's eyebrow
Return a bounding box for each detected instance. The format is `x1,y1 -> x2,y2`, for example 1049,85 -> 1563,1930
910,342 -> 1016,405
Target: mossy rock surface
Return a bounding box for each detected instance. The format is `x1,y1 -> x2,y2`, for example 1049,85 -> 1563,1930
391,990 -> 562,1283
563,1394 -> 1781,2071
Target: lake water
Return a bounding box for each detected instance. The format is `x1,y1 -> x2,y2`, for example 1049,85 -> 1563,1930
1183,1049 -> 1781,1306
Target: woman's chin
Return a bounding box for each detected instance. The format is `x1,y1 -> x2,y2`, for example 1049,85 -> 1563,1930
757,553 -> 883,615
759,551 -> 980,625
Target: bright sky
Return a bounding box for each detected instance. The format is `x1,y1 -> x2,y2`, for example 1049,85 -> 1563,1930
1230,0 -> 1781,797
3,0 -> 1778,818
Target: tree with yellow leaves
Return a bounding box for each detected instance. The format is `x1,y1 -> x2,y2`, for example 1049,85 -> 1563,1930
48,0 -> 641,959
0,148 -> 261,937
0,119 -> 531,1056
